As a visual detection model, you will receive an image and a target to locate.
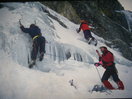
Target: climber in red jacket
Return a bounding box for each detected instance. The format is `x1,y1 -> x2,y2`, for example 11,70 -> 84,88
77,20 -> 97,46
94,46 -> 124,90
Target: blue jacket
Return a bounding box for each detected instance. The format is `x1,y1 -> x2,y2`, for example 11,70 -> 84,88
20,24 -> 42,39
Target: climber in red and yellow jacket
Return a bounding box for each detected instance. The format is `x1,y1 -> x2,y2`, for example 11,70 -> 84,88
77,20 -> 97,46
95,46 -> 124,90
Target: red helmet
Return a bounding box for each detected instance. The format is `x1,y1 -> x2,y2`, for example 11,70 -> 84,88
80,20 -> 87,23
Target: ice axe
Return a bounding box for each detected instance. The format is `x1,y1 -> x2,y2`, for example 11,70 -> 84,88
19,19 -> 22,26
96,50 -> 101,57
95,49 -> 102,80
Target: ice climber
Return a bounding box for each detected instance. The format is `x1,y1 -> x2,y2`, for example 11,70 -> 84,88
94,46 -> 124,90
19,20 -> 46,68
77,20 -> 97,46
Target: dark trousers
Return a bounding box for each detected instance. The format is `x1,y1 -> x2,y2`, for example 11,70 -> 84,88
83,30 -> 94,40
31,36 -> 45,61
101,64 -> 120,82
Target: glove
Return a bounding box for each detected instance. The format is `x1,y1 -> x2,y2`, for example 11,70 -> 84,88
94,61 -> 103,67
94,63 -> 100,67
98,61 -> 103,65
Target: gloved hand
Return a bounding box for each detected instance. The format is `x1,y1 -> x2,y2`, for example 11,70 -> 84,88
94,63 -> 100,67
94,61 -> 103,67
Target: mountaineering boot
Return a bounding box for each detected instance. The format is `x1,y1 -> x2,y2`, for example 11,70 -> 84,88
29,60 -> 36,68
103,80 -> 115,90
94,39 -> 97,46
117,80 -> 124,90
39,52 -> 44,61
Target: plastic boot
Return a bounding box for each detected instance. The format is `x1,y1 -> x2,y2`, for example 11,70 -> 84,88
94,39 -> 97,46
29,60 -> 36,68
103,80 -> 115,90
117,81 -> 124,90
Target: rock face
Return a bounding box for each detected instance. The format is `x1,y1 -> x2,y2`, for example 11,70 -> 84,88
41,0 -> 132,61
122,10 -> 132,32
42,1 -> 80,24
97,0 -> 128,29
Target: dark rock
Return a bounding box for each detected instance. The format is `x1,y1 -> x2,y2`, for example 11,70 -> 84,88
107,39 -> 132,60
0,4 -> 4,9
41,1 -> 80,24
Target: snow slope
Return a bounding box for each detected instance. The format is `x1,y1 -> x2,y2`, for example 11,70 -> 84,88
0,2 -> 132,99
